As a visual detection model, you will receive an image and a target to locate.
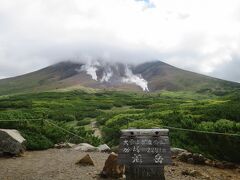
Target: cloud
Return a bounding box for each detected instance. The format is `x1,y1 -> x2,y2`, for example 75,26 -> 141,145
0,0 -> 240,82
210,55 -> 240,83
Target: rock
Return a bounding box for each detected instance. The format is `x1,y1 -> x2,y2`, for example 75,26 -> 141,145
0,129 -> 26,156
205,159 -> 215,166
213,161 -> 223,169
177,152 -> 206,165
74,143 -> 98,152
192,153 -> 206,165
222,162 -> 237,169
205,159 -> 237,169
97,144 -> 111,153
214,161 -> 237,169
171,147 -> 188,156
76,154 -> 94,166
177,152 -> 192,162
54,142 -> 76,149
100,152 -> 125,178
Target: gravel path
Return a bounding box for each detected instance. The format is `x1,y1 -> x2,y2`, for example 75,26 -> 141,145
0,149 -> 239,180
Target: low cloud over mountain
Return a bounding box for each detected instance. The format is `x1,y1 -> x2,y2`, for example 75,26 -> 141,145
0,0 -> 240,82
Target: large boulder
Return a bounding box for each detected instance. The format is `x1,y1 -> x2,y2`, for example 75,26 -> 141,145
0,129 -> 26,156
74,143 -> 98,152
100,152 -> 125,178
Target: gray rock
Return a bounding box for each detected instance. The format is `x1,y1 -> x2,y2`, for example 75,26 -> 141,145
177,152 -> 193,162
74,143 -> 98,152
214,161 -> 237,169
97,144 -> 111,152
0,129 -> 26,156
177,152 -> 206,165
54,142 -> 76,149
222,162 -> 237,169
192,153 -> 205,165
171,147 -> 188,156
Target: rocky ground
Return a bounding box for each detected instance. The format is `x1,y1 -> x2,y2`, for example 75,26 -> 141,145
0,149 -> 239,180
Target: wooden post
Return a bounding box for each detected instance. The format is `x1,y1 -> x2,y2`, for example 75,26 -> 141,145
118,129 -> 172,179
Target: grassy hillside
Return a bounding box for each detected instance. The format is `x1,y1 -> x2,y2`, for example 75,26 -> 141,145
0,90 -> 239,162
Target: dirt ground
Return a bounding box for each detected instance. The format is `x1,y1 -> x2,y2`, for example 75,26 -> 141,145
0,149 -> 239,180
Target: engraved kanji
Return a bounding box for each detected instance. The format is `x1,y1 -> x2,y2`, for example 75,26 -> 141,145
136,139 -> 140,145
123,147 -> 130,153
141,139 -> 147,145
133,146 -> 140,153
132,154 -> 143,164
147,139 -> 152,145
129,139 -> 135,145
154,154 -> 164,164
123,139 -> 129,146
153,140 -> 159,146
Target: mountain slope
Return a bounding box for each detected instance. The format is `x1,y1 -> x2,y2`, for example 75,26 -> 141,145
0,60 -> 239,95
0,62 -> 83,95
133,61 -> 240,92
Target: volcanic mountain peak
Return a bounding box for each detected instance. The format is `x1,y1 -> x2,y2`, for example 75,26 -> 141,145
0,59 -> 240,95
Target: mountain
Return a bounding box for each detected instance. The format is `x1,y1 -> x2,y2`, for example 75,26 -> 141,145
0,60 -> 239,95
133,61 -> 240,92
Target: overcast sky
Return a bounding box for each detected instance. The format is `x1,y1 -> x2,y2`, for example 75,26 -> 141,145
0,0 -> 240,82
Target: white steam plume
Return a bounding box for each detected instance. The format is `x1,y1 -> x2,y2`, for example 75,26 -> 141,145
122,65 -> 149,91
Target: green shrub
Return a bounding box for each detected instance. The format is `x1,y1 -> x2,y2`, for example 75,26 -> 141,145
21,130 -> 53,150
77,118 -> 92,126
